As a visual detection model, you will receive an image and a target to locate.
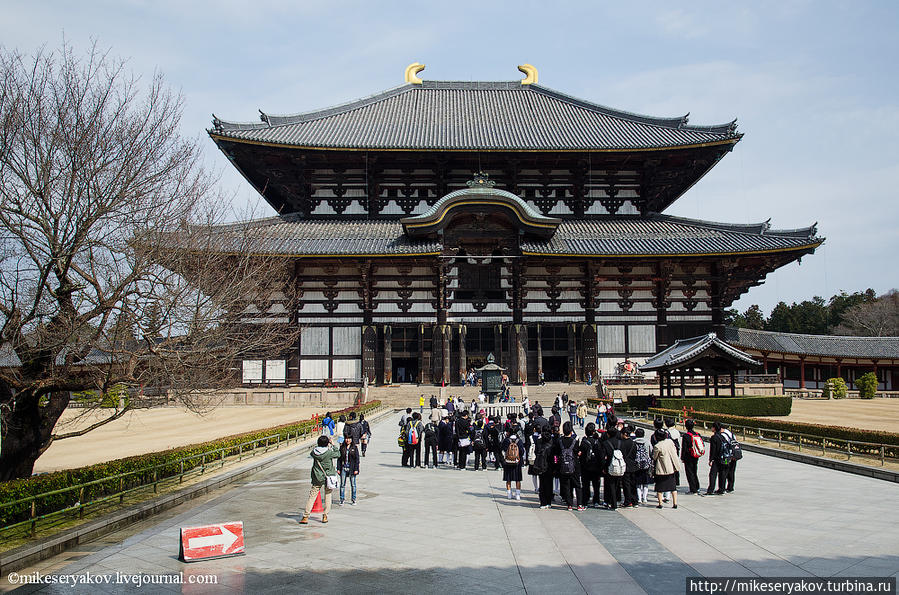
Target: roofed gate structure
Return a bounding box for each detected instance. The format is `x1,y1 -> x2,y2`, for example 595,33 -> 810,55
207,64 -> 822,387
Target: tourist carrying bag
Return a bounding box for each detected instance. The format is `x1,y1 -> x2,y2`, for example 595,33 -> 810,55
326,474 -> 339,490
689,433 -> 706,458
458,437 -> 471,448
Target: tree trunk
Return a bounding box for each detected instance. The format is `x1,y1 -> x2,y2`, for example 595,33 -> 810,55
0,390 -> 70,481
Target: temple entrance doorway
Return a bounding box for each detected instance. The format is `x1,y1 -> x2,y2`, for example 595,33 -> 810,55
392,358 -> 418,384
542,356 -> 568,382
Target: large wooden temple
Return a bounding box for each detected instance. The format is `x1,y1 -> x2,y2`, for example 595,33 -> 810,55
207,64 -> 822,386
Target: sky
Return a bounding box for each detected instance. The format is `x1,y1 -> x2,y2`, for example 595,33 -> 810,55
2,1 -> 897,314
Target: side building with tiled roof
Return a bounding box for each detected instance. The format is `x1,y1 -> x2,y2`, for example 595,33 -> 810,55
725,327 -> 899,392
202,65 -> 823,387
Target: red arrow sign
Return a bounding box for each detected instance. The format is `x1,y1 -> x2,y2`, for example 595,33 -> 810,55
180,521 -> 245,562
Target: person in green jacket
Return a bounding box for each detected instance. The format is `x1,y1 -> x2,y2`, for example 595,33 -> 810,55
300,435 -> 340,524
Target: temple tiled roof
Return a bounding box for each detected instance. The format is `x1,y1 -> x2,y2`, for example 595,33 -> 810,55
641,333 -> 760,371
204,217 -> 441,256
520,216 -> 819,256
197,214 -> 819,257
724,327 -> 899,359
210,81 -> 740,151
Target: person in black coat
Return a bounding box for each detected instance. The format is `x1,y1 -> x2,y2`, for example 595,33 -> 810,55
455,411 -> 472,470
619,426 -> 639,507
486,417 -> 502,469
601,428 -> 626,509
552,422 -> 580,510
706,422 -> 726,495
681,418 -> 702,494
338,437 -> 360,505
578,423 -> 603,508
437,416 -> 454,465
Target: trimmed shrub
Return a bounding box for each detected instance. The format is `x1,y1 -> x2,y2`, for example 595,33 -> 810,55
629,396 -> 791,417
823,377 -> 848,400
857,372 -> 878,400
625,395 -> 656,411
0,400 -> 382,526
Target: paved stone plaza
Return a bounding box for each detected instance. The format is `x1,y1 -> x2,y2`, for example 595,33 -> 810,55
6,414 -> 899,594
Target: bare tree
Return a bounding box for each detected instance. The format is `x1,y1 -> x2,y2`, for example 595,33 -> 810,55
833,289 -> 899,337
0,42 -> 299,480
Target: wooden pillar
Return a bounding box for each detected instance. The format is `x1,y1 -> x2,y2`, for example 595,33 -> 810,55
536,324 -> 544,382
680,371 -> 686,398
704,374 -> 710,397
567,323 -> 577,383
458,325 -> 467,384
730,371 -> 736,397
495,324 -> 503,368
666,372 -> 672,398
362,325 -> 377,383
383,325 -> 392,385
441,325 -> 451,386
762,352 -> 768,375
515,324 -> 528,384
799,358 -> 806,389
714,374 -> 719,397
836,359 -> 842,381
582,324 -> 597,384
659,372 -> 664,400
418,324 -> 427,384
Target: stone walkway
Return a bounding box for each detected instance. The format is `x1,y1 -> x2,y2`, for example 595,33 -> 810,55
5,414 -> 899,594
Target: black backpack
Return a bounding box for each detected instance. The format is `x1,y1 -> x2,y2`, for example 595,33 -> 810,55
581,436 -> 598,466
423,422 -> 438,442
719,430 -> 742,465
559,438 -> 577,476
472,426 -> 486,449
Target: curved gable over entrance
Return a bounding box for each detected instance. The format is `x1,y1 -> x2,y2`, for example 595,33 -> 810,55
401,175 -> 561,245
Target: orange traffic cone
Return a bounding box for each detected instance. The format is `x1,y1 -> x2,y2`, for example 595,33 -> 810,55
311,490 -> 324,513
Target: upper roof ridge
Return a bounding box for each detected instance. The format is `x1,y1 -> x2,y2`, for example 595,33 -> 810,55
211,80 -> 739,136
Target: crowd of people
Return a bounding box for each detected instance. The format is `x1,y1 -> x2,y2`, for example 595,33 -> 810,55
398,399 -> 742,511
300,400 -> 742,524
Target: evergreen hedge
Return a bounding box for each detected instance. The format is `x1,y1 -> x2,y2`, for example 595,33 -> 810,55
0,401 -> 381,527
628,395 -> 791,416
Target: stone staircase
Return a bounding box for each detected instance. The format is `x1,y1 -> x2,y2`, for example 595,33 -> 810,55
366,381 -> 600,408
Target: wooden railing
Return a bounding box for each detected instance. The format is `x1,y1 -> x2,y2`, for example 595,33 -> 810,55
627,410 -> 897,466
0,404 -> 387,537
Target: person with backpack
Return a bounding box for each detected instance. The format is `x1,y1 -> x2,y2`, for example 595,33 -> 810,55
681,419 -> 704,494
553,421 -> 580,510
550,405 -> 562,430
721,424 -> 740,493
358,414 -> 371,457
472,414 -> 489,471
343,412 -> 363,445
300,435 -> 340,525
706,422 -> 727,495
455,410 -> 472,470
601,427 -> 627,510
633,428 -> 653,504
578,423 -> 603,509
500,425 -> 524,500
423,417 -> 439,468
338,436 -> 360,506
567,399 -> 578,426
652,429 -> 680,509
402,412 -> 424,468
